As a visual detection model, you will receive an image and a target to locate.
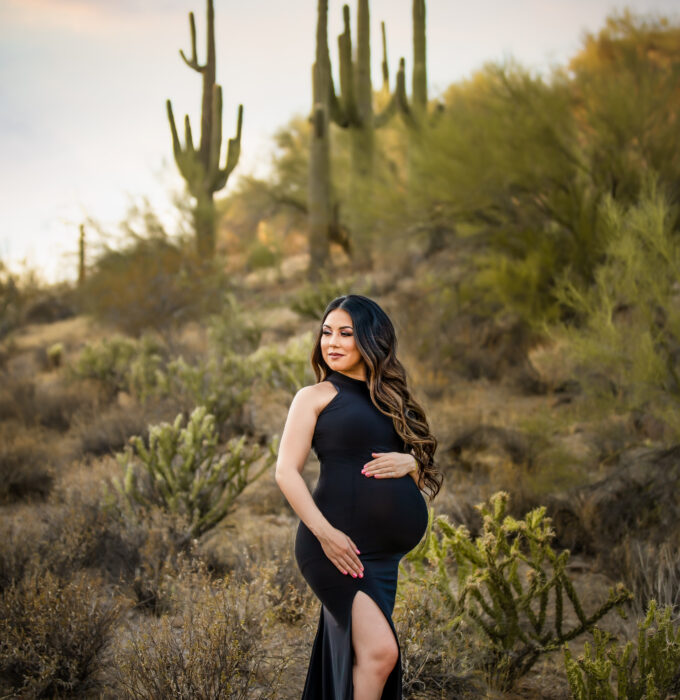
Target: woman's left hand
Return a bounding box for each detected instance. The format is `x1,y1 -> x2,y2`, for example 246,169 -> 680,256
362,452 -> 417,479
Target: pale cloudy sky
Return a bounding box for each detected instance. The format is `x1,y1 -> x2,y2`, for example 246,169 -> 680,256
1,0 -> 678,282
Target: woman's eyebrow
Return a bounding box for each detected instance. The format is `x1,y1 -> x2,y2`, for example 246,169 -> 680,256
322,323 -> 353,329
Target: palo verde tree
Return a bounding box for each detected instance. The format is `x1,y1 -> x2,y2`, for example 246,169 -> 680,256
166,0 -> 243,259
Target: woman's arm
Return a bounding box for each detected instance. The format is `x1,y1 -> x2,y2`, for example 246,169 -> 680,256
275,386 -> 364,578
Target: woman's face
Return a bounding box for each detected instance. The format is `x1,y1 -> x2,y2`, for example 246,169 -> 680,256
321,308 -> 364,375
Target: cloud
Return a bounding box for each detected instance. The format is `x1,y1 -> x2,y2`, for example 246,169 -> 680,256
3,0 -> 184,34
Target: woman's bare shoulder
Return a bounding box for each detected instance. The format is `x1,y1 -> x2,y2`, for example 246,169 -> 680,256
294,379 -> 338,416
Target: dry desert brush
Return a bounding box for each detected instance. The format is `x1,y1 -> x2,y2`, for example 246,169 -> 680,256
113,406 -> 278,537
405,491 -> 632,690
113,567 -> 286,699
0,569 -> 122,698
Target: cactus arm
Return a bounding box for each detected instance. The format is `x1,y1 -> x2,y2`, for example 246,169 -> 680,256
412,0 -> 427,110
380,21 -> 389,90
337,5 -> 358,125
184,114 -> 195,154
166,99 -> 182,160
395,57 -> 414,122
208,83 -> 223,179
179,11 -> 205,72
328,75 -> 349,126
356,0 -> 372,125
214,104 -> 243,190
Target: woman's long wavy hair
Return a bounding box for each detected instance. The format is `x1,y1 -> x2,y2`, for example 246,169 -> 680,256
311,294 -> 442,501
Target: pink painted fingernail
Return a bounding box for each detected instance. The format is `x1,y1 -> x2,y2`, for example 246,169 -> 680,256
342,570 -> 347,575
356,549 -> 361,554
359,572 -> 363,578
352,573 -> 357,578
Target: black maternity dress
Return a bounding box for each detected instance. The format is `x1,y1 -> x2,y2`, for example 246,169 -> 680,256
294,370 -> 429,699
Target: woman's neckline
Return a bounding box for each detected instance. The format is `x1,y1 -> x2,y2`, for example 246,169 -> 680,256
330,370 -> 368,384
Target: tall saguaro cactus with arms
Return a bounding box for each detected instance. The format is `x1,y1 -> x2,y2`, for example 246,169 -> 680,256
167,0 -> 243,259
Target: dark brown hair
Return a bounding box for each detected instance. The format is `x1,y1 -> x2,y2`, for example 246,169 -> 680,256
311,294 -> 442,500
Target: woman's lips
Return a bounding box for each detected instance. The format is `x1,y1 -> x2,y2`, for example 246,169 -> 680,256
329,353 -> 343,358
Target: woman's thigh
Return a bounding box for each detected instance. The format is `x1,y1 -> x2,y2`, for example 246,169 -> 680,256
351,591 -> 398,666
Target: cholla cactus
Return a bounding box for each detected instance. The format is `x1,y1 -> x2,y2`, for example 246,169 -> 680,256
115,406 -> 278,537
247,331 -> 315,395
564,600 -> 680,699
405,491 -> 632,689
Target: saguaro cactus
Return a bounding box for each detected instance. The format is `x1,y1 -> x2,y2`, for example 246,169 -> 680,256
394,0 -> 428,127
78,223 -> 86,287
308,0 -> 333,280
166,0 -> 243,259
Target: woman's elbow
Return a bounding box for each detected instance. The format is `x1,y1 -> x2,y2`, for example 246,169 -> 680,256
274,464 -> 290,487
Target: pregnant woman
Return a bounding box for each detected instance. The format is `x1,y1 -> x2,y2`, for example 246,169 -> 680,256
275,294 -> 442,699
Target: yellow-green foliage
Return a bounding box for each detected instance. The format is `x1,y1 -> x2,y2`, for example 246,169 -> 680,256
207,293 -> 262,355
46,342 -> 64,369
405,492 -> 632,689
289,271 -> 361,320
246,240 -> 282,271
248,330 -> 316,394
551,183 -> 680,438
158,353 -> 255,428
361,13 -> 680,325
114,406 -> 278,537
564,600 -> 680,699
0,569 -> 121,698
72,333 -> 166,399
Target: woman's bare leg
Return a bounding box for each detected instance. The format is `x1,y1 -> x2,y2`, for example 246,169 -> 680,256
351,591 -> 399,700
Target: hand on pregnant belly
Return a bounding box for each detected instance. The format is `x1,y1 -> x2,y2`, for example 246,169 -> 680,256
318,525 -> 365,578
362,451 -> 417,479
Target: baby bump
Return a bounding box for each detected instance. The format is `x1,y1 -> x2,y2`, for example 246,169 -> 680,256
352,475 -> 428,556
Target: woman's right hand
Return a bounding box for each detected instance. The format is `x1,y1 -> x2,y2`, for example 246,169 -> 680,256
318,526 -> 364,578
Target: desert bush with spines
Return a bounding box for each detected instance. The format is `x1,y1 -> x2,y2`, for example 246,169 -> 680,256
404,491 -> 632,689
564,599 -> 680,699
114,406 -> 278,537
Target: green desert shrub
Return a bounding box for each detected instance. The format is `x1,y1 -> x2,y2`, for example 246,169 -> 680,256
0,569 -> 122,698
113,565 -> 287,699
206,292 -> 262,355
246,241 -> 282,271
248,330 -> 315,395
405,492 -> 632,690
157,353 -> 255,430
71,333 -> 167,399
113,406 -> 278,537
564,599 -> 680,699
289,271 -> 358,319
551,183 -> 680,439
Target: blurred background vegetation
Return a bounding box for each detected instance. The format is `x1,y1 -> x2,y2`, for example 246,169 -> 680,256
1,5 -> 680,698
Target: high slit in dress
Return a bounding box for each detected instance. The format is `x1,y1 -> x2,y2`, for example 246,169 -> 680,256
294,370 -> 429,699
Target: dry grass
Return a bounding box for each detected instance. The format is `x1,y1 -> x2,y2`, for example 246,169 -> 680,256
0,424 -> 54,503
112,562 -> 288,699
0,569 -> 123,698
